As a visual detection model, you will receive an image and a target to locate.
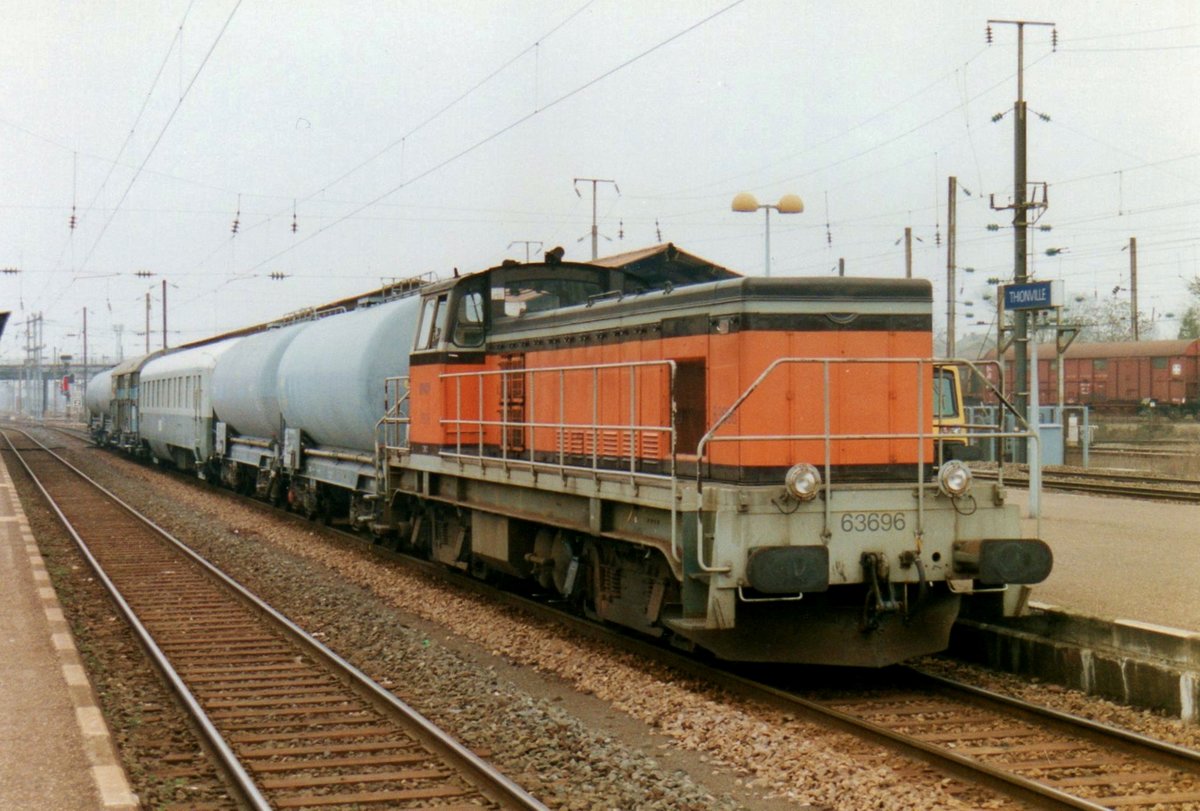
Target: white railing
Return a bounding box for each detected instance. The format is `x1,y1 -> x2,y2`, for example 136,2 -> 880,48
438,360 -> 677,480
438,360 -> 680,560
692,357 -> 1037,573
376,376 -> 411,491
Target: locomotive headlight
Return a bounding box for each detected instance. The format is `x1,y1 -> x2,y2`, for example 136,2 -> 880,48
937,460 -> 972,497
785,463 -> 822,502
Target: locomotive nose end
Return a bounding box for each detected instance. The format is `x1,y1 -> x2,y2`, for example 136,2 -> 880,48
952,538 -> 1053,585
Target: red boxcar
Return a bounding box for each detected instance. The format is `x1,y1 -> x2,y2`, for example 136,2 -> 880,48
988,339 -> 1200,414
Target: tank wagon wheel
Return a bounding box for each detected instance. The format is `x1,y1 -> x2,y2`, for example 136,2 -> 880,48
468,554 -> 500,585
268,476 -> 286,509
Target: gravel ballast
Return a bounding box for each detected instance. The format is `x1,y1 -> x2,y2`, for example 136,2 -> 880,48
24,434 -> 1200,809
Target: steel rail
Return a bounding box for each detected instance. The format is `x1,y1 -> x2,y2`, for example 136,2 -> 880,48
973,469 -> 1200,503
3,428 -> 547,811
342,538 -> 1200,811
907,666 -> 1200,769
2,429 -> 273,810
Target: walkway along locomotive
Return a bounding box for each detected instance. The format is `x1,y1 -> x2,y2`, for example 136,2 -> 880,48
87,244 -> 1050,666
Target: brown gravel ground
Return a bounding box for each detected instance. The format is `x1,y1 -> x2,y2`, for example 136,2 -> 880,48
37,432 -> 1200,809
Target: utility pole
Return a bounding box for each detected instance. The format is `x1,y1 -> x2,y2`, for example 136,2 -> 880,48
573,177 -> 619,260
508,240 -> 543,263
27,313 -> 44,418
838,257 -> 845,277
947,177 -> 958,357
988,18 -> 1055,462
145,292 -> 151,354
904,227 -> 913,279
82,307 -> 88,403
162,279 -> 168,350
1129,236 -> 1139,340
22,319 -> 30,416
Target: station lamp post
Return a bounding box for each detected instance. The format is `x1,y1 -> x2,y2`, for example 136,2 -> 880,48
731,192 -> 804,277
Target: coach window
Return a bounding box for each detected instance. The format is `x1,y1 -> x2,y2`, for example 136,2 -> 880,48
416,293 -> 448,350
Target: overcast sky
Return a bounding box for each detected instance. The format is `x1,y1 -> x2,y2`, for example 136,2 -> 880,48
2,1 -> 1197,364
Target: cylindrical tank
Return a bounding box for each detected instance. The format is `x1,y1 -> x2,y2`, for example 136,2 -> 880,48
84,369 -> 114,418
277,296 -> 420,452
211,323 -> 306,440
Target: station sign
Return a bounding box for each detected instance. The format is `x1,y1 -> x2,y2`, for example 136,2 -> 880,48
1002,280 -> 1063,311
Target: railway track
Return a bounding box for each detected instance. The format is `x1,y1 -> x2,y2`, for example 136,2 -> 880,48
293,507 -> 1200,808
33,425 -> 1200,808
2,428 -> 545,811
532,612 -> 1200,810
974,466 -> 1200,502
403,556 -> 1200,809
801,667 -> 1200,810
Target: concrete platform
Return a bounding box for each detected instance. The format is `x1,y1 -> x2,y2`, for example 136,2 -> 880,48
0,453 -> 137,810
951,487 -> 1200,721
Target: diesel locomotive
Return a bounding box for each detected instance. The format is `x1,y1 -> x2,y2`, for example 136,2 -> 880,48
86,243 -> 1051,666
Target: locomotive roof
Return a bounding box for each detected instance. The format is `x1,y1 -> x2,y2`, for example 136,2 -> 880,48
423,241 -> 739,295
588,242 -> 739,283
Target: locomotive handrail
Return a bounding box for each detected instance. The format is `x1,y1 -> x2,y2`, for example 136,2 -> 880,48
692,357 -> 1038,574
376,376 -> 411,492
439,360 -> 682,562
378,376 -> 411,449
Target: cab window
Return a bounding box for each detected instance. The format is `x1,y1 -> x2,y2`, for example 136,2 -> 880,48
416,294 -> 448,350
451,290 -> 486,347
933,371 -> 960,419
491,272 -> 606,320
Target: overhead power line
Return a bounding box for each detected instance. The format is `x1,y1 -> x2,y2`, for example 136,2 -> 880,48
80,1 -> 198,230
303,0 -> 596,204
241,0 -> 748,276
79,0 -> 243,273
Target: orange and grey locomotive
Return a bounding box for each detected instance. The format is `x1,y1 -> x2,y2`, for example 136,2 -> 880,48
87,244 -> 1050,666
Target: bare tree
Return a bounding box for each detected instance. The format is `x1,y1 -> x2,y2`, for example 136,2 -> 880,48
1064,295 -> 1156,342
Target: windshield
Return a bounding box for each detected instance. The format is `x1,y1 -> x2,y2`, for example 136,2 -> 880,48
933,371 -> 960,419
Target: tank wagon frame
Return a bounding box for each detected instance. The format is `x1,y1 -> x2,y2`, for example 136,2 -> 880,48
88,244 -> 1050,667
